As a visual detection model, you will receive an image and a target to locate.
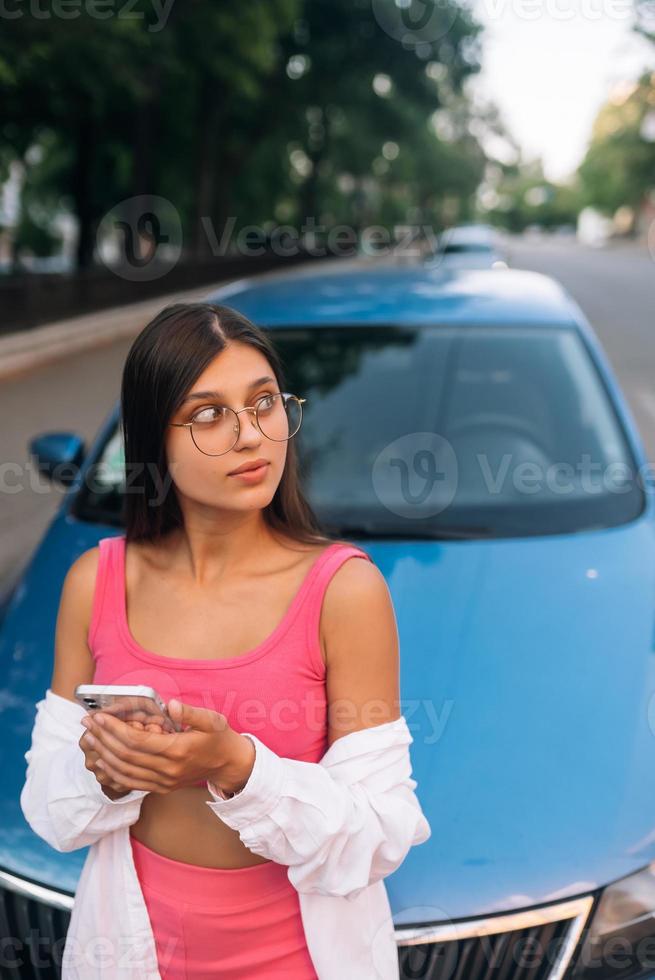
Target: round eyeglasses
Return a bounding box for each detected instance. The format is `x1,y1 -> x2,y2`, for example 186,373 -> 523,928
168,392 -> 306,457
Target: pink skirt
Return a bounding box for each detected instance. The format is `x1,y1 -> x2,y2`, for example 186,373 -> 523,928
129,833 -> 318,979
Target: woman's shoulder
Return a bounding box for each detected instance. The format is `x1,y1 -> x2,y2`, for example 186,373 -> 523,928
320,542 -> 385,620
63,543 -> 101,593
64,533 -> 128,592
59,543 -> 112,635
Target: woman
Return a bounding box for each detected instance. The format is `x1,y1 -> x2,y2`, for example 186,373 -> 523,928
23,301 -> 431,979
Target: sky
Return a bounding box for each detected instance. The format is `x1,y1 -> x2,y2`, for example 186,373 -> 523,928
469,0 -> 655,182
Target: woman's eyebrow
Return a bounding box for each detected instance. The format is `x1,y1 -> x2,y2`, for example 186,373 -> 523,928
182,375 -> 276,403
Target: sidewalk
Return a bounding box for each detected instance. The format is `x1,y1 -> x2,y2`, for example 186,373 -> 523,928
0,279 -> 243,383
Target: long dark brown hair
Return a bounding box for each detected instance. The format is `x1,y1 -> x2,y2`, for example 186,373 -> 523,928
120,301 -> 335,548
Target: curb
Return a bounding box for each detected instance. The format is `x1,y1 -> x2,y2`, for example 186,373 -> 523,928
0,277 -> 250,383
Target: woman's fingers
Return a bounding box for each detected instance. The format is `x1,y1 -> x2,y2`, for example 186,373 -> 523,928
128,719 -> 167,733
79,729 -> 157,793
89,715 -> 173,770
96,742 -> 172,787
79,729 -> 100,760
127,718 -> 164,735
94,764 -> 126,792
94,757 -> 166,793
86,725 -> 173,787
79,718 -> 180,794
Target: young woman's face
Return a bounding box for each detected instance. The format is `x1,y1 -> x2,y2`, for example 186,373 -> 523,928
164,342 -> 288,515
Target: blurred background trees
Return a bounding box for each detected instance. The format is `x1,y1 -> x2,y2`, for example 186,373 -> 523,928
0,0 -> 653,274
0,0 -> 490,271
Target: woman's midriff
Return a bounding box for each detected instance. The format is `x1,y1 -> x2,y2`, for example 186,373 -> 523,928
129,788 -> 273,868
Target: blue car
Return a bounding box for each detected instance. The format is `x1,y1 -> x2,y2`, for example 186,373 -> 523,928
3,262 -> 655,979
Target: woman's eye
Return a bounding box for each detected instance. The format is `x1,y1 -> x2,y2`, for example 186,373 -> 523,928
192,406 -> 223,423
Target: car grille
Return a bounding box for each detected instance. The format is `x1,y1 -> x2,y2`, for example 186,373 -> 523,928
1,868 -> 595,979
395,895 -> 595,980
0,869 -> 73,979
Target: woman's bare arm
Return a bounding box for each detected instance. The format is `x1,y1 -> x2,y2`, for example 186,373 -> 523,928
321,557 -> 401,748
49,546 -> 163,798
50,546 -> 99,703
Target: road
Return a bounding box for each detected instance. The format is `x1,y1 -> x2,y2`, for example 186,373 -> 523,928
1,237 -> 654,587
504,234 -> 655,463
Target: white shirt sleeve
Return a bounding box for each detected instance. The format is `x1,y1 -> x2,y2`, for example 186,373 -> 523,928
204,716 -> 431,900
20,689 -> 148,853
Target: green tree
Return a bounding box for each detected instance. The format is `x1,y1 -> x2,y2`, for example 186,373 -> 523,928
577,72 -> 655,223
0,1 -> 299,268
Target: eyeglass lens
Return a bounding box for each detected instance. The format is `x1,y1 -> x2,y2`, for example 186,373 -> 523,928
191,393 -> 302,456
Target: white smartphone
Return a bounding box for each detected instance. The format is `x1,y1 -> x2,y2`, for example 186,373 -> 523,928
74,684 -> 183,733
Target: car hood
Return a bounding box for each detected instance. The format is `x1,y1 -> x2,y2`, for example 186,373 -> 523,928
3,515 -> 655,920
381,514 -> 655,924
0,517 -> 116,892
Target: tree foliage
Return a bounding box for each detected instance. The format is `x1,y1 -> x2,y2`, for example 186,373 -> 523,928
0,0 -> 490,269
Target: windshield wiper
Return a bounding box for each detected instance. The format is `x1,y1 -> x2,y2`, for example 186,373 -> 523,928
423,525 -> 499,540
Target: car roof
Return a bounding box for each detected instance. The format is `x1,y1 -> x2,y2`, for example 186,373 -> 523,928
204,261 -> 582,328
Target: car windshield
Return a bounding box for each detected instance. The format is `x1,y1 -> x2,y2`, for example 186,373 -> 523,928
72,323 -> 645,539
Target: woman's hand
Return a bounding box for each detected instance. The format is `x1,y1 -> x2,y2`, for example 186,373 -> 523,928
79,717 -> 168,799
79,701 -> 255,797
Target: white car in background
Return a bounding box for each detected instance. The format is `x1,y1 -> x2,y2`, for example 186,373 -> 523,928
428,223 -> 509,270
577,207 -> 612,248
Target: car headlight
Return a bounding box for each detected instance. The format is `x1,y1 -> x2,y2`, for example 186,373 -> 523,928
573,862 -> 655,978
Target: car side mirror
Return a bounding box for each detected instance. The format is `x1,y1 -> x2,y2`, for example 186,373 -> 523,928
29,432 -> 85,487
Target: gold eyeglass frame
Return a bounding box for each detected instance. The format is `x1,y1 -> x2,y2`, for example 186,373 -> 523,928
168,392 -> 306,457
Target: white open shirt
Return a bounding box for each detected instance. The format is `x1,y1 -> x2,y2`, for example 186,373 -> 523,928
20,689 -> 431,980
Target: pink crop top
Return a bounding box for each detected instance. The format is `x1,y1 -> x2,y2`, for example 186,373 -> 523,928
88,534 -> 373,786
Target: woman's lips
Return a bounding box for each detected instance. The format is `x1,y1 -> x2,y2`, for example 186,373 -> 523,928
228,462 -> 269,482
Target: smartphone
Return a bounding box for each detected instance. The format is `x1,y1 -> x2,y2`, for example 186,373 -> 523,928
74,684 -> 183,734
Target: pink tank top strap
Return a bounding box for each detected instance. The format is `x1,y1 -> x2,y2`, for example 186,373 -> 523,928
300,541 -> 375,676
88,534 -> 123,650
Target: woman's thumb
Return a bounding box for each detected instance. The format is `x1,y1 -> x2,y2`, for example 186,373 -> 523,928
167,699 -> 216,732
